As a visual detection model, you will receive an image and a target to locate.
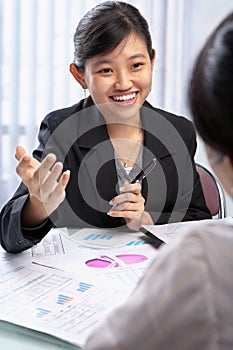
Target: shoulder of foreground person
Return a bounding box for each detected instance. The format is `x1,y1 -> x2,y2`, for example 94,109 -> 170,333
85,220 -> 233,350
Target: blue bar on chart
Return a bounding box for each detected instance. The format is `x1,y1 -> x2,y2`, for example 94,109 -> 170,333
36,308 -> 50,318
84,234 -> 113,241
126,240 -> 148,246
57,294 -> 73,305
77,282 -> 93,292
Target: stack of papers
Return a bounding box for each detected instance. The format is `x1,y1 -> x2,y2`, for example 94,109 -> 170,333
0,227 -> 159,347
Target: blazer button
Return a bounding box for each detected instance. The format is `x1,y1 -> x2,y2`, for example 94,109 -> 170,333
16,240 -> 24,244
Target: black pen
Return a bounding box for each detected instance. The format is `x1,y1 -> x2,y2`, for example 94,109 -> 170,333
131,158 -> 157,184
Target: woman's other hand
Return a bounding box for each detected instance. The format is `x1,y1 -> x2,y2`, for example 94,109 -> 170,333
108,181 -> 153,230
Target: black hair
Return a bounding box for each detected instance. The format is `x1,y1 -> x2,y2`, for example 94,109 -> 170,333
73,0 -> 155,72
189,12 -> 233,157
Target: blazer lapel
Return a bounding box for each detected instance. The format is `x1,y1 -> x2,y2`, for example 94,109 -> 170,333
77,103 -> 118,214
141,104 -> 176,209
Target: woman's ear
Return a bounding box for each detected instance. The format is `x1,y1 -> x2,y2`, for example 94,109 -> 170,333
207,145 -> 233,198
69,63 -> 88,89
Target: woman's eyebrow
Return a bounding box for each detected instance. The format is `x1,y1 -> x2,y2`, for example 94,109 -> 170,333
93,59 -> 113,68
129,53 -> 147,60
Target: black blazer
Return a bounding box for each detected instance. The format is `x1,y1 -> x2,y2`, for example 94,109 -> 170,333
0,97 -> 211,252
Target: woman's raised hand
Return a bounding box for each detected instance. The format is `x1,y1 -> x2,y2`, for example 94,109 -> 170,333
15,145 -> 70,226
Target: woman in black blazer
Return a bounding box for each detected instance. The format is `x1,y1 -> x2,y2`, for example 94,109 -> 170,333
0,1 -> 211,253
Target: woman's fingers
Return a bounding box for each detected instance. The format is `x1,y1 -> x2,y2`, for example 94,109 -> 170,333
37,162 -> 62,199
108,205 -> 143,218
14,146 -> 71,220
108,200 -> 143,215
15,145 -> 26,161
15,146 -> 70,206
107,180 -> 145,231
31,159 -> 70,202
33,154 -> 58,186
60,170 -> 71,188
41,170 -> 71,215
16,146 -> 41,179
120,181 -> 142,195
16,153 -> 34,179
109,184 -> 144,209
50,170 -> 71,203
108,181 -> 145,220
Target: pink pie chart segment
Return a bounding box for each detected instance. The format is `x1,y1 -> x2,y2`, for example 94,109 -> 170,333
85,254 -> 148,268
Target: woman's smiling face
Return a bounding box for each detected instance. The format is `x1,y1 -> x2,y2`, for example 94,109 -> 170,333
83,31 -> 155,123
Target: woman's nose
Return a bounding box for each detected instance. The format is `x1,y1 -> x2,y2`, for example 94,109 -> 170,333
114,71 -> 133,90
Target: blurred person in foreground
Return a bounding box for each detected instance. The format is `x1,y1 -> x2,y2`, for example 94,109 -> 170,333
84,12 -> 233,350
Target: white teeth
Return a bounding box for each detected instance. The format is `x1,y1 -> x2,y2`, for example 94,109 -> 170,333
112,93 -> 136,101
